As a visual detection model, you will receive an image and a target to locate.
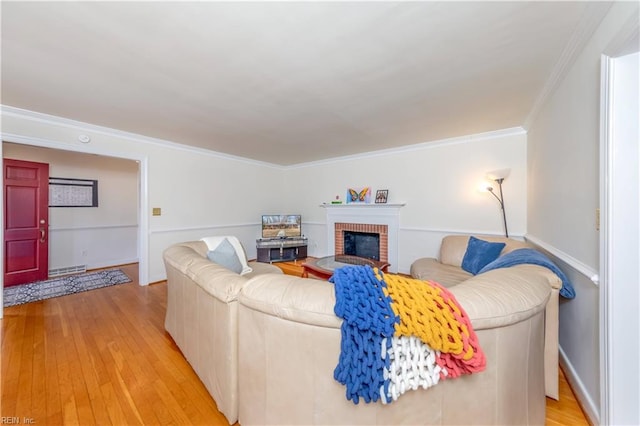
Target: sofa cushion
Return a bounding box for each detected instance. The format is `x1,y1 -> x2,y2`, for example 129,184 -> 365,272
245,261 -> 284,277
240,274 -> 341,328
410,258 -> 472,287
461,236 -> 506,275
202,236 -> 253,275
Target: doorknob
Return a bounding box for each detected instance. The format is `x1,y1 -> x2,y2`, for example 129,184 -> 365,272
39,219 -> 46,243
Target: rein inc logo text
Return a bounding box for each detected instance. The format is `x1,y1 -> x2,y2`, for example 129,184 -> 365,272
1,418 -> 35,424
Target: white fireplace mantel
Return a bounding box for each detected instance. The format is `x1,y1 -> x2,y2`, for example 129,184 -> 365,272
321,203 -> 405,272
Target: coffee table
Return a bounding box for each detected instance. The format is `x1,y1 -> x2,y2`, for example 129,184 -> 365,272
302,255 -> 390,280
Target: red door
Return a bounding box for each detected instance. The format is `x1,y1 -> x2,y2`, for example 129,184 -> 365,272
3,158 -> 49,287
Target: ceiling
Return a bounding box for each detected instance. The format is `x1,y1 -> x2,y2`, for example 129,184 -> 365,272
1,2 -> 610,165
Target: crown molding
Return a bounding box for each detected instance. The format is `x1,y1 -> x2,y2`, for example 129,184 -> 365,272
1,105 -> 285,170
524,2 -> 613,130
2,104 -> 526,170
287,127 -> 527,169
603,5 -> 640,57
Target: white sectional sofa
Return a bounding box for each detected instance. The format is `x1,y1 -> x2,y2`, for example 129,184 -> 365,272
163,235 -> 564,425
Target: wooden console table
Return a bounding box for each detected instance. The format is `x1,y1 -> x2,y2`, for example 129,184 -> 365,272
270,257 -> 315,277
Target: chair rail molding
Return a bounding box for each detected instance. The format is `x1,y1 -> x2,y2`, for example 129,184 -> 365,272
525,234 -> 599,284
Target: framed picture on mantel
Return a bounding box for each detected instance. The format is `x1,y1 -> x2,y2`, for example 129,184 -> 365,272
375,189 -> 388,204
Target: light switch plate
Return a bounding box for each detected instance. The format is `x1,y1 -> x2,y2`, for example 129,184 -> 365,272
152,207 -> 161,216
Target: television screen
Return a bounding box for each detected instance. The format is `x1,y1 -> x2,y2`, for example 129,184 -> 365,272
262,214 -> 302,239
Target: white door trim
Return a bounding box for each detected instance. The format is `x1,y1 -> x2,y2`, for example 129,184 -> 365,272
599,46 -> 640,425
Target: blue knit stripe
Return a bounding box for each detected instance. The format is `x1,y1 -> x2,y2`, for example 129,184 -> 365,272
331,266 -> 398,403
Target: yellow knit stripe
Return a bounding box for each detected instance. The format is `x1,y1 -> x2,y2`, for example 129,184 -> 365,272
381,273 -> 473,360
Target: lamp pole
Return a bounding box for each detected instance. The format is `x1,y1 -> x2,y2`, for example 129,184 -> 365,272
488,178 -> 508,238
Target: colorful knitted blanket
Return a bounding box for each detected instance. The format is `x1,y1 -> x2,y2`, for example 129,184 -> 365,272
330,265 -> 485,404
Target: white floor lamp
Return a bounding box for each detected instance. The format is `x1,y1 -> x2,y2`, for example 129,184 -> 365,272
484,169 -> 510,238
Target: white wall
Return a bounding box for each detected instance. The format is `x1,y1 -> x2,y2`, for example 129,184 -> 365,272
3,143 -> 139,271
1,108 -> 286,283
1,106 -> 528,281
284,129 -> 528,272
526,2 -> 639,423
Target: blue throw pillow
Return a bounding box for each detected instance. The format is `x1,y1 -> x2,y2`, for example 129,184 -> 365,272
461,236 -> 506,275
207,238 -> 243,274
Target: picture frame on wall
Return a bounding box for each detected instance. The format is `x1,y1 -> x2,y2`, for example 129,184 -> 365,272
375,189 -> 388,204
49,177 -> 99,207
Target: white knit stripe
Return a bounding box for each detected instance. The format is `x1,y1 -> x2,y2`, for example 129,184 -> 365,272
380,336 -> 446,404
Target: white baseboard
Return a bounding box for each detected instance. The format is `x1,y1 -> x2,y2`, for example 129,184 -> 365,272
559,346 -> 600,425
87,258 -> 139,271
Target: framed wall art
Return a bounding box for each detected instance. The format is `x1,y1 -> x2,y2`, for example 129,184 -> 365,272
375,189 -> 388,204
49,177 -> 98,207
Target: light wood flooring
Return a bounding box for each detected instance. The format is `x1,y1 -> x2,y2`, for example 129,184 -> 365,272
2,263 -> 590,425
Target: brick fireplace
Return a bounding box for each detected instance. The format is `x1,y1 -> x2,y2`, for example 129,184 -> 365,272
334,222 -> 388,262
323,203 -> 404,272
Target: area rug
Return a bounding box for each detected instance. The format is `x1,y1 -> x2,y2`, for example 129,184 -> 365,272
3,269 -> 131,308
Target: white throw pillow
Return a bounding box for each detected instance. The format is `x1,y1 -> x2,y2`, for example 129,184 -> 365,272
201,236 -> 253,275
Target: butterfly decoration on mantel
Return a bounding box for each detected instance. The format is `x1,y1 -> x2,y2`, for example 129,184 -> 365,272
346,187 -> 371,203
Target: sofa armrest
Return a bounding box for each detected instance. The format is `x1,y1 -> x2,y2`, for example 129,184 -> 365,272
163,242 -> 284,303
449,264 -> 552,330
164,243 -> 250,302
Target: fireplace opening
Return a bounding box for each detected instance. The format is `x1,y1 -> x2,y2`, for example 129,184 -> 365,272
343,231 -> 380,261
